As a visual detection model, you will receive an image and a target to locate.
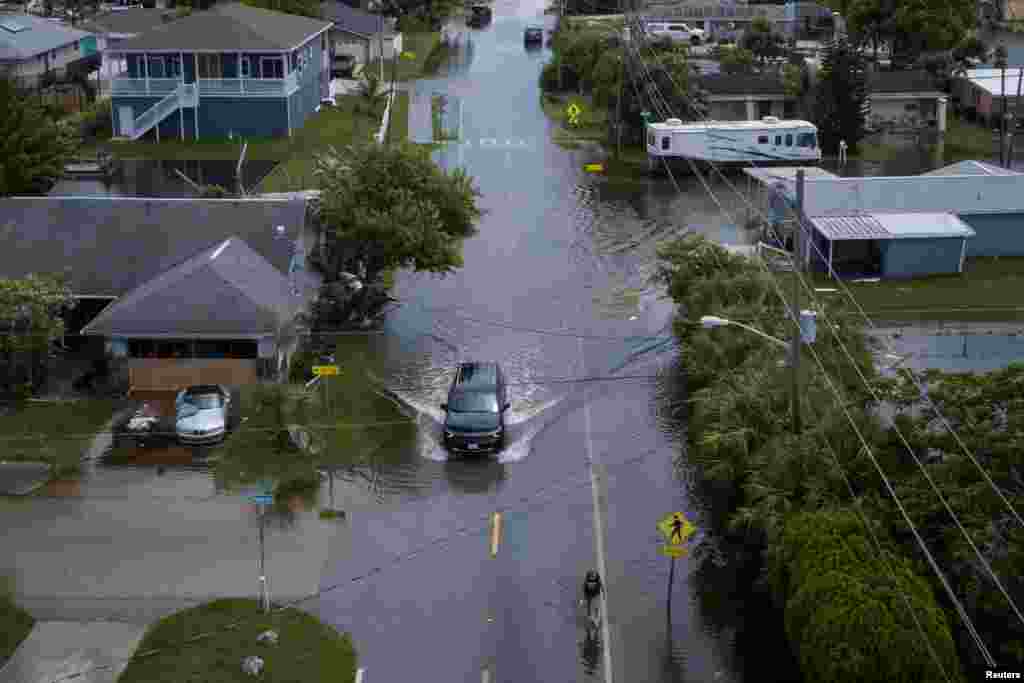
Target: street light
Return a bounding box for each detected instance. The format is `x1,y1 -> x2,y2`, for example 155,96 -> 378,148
700,311 -> 817,346
700,311 -> 818,434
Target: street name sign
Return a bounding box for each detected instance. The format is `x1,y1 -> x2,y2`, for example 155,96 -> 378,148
250,494 -> 274,506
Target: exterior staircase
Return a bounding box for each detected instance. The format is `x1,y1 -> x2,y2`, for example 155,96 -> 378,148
123,84 -> 197,140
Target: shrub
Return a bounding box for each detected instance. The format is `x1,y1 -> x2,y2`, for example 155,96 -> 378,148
540,60 -> 562,91
397,14 -> 433,33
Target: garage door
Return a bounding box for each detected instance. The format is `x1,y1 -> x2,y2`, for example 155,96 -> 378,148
129,359 -> 258,392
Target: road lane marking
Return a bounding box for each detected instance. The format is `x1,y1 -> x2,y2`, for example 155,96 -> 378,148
482,665 -> 492,683
490,511 -> 502,557
355,668 -> 366,683
578,333 -> 615,683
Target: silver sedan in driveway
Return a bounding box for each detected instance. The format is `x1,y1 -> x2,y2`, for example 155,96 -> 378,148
175,385 -> 231,445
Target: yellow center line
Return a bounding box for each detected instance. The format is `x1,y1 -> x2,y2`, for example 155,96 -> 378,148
490,512 -> 502,558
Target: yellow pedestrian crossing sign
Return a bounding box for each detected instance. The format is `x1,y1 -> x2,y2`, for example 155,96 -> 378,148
658,512 -> 695,545
566,102 -> 582,127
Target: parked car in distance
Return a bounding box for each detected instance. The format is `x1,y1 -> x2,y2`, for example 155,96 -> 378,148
175,384 -> 231,446
331,54 -> 356,78
645,21 -> 706,45
524,26 -> 544,45
441,362 -> 510,454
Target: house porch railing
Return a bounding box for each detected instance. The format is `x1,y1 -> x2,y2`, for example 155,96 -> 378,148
111,73 -> 299,98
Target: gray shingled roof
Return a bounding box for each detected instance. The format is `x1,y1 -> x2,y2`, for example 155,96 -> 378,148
320,0 -> 394,37
0,197 -> 307,297
695,73 -> 787,96
0,14 -> 92,62
80,9 -> 176,37
113,2 -> 332,52
80,237 -> 306,337
868,69 -> 942,94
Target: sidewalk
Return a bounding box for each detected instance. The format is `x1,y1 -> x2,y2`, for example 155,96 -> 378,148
1,621 -> 147,683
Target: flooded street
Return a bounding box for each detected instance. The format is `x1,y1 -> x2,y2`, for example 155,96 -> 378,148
14,13 -> 1024,683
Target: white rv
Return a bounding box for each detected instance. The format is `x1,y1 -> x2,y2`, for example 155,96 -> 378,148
646,117 -> 822,169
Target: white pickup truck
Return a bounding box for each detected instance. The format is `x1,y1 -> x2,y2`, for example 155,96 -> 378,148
644,21 -> 707,45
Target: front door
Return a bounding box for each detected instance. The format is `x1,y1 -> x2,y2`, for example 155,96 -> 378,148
757,100 -> 772,118
118,105 -> 134,137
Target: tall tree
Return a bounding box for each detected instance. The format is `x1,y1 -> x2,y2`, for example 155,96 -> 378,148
812,34 -> 869,154
0,274 -> 76,398
741,16 -> 786,66
313,142 -> 484,315
0,78 -> 76,197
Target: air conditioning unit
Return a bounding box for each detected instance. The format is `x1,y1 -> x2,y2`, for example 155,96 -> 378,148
762,116 -> 780,123
665,117 -> 683,125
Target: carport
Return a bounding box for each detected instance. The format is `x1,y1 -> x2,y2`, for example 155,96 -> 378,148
806,212 -> 976,279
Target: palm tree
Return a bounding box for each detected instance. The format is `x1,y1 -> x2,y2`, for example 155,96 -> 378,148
355,67 -> 389,115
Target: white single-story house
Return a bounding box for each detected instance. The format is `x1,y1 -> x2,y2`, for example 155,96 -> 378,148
320,0 -> 401,70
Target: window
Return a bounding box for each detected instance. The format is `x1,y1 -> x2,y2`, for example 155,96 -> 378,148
449,391 -> 499,413
796,132 -> 816,148
775,135 -> 782,145
260,57 -> 284,79
197,53 -> 222,78
783,100 -> 796,117
785,133 -> 793,146
904,102 -> 919,111
758,135 -> 769,144
240,56 -> 250,77
166,55 -> 181,77
147,56 -> 164,77
661,136 -> 671,151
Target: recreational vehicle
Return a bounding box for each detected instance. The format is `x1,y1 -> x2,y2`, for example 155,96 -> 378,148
646,117 -> 821,171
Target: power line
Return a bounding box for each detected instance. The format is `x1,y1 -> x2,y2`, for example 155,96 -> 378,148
618,30 -> 1000,665
625,14 -> 1024,559
45,441 -> 671,683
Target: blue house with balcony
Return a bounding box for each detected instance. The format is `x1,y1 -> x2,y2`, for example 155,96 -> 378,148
108,2 -> 332,141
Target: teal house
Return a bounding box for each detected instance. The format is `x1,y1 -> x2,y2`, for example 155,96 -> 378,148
108,3 -> 332,141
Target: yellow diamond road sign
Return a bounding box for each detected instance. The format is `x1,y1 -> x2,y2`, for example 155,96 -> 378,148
566,102 -> 582,126
312,365 -> 340,376
661,544 -> 689,559
658,512 -> 695,545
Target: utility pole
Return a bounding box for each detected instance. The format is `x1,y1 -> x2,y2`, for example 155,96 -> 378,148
616,29 -> 624,158
1011,65 -> 1024,167
558,0 -> 565,91
379,13 -> 385,82
790,169 -> 804,434
259,504 -> 268,612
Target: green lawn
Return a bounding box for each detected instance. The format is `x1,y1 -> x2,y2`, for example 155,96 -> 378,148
854,116 -> 999,165
99,96 -> 383,174
368,32 -> 443,82
0,595 -> 34,668
255,97 -> 385,193
116,599 -> 357,683
0,398 -> 124,478
784,257 -> 1024,323
540,92 -> 609,144
388,90 -> 410,143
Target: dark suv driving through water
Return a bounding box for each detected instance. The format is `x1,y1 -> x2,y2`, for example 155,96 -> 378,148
441,362 -> 509,454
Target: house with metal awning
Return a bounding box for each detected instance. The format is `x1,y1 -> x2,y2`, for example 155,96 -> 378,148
740,162 -> 1024,279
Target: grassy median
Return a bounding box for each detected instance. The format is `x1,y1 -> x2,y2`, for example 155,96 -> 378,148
117,598 -> 357,683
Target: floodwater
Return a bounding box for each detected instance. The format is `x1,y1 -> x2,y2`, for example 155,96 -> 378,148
48,158 -> 278,197
11,13 -> 1024,683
